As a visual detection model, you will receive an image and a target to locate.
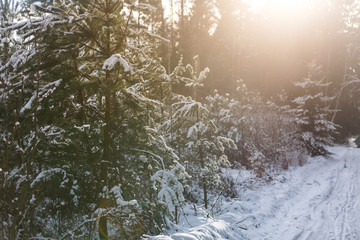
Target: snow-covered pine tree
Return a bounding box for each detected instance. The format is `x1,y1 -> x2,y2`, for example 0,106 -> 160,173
292,61 -> 338,156
206,80 -> 255,167
0,0 -> 24,173
0,1 -> 57,238
1,0 -> 188,238
261,95 -> 305,171
171,55 -> 235,209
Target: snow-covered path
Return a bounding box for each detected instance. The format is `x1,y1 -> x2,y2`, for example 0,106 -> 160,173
151,146 -> 360,240
252,146 -> 360,240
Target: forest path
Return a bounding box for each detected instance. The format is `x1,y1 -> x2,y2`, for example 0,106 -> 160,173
251,146 -> 360,240
151,146 -> 360,240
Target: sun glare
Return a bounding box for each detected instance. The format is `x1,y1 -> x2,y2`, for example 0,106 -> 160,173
271,0 -> 309,12
248,0 -> 310,14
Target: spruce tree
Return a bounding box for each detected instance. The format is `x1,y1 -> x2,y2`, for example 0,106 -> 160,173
171,56 -> 235,209
292,61 -> 338,156
1,0 -> 187,238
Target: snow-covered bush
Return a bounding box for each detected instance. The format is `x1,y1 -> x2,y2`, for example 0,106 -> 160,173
206,80 -> 306,179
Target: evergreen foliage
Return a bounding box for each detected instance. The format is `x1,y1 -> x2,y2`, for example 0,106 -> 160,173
292,61 -> 339,157
168,56 -> 236,209
0,1 -> 344,239
207,80 -> 305,178
0,0 -> 186,238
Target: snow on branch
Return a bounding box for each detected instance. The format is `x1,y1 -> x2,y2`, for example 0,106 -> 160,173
31,168 -> 67,188
102,54 -> 133,73
0,12 -> 69,35
132,148 -> 165,170
30,3 -> 66,15
182,62 -> 209,88
216,136 -> 237,152
0,49 -> 36,72
143,30 -> 170,43
125,87 -> 163,107
198,67 -> 210,82
151,165 -> 185,215
294,77 -> 331,89
110,184 -> 138,207
172,100 -> 208,119
20,79 -> 62,115
133,3 -> 157,12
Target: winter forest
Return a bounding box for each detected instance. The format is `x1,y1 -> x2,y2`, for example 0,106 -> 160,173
1,0 -> 360,239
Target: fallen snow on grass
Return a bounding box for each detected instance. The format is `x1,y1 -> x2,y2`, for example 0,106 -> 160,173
148,146 -> 360,240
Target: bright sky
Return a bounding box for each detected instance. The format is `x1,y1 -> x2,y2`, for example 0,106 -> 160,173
161,0 -> 314,21
247,0 -> 312,14
162,0 -> 193,19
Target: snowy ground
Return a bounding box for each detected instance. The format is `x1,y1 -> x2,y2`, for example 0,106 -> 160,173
148,146 -> 360,240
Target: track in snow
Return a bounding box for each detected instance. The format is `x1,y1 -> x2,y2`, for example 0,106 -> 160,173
250,147 -> 360,240
151,147 -> 360,240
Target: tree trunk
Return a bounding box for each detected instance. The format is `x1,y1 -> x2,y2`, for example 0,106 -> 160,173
99,92 -> 110,239
99,3 -> 112,237
195,93 -> 207,209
